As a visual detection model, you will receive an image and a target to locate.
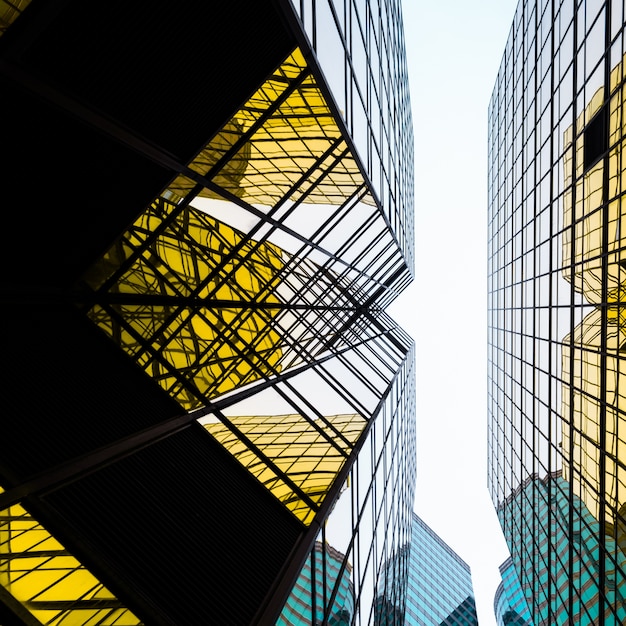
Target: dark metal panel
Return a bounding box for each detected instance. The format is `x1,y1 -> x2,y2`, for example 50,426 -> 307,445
6,0 -> 298,162
32,424 -> 305,625
0,78 -> 174,285
0,301 -> 182,483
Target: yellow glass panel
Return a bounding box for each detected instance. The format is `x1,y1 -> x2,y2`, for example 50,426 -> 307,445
205,413 -> 365,525
0,501 -> 142,625
561,159 -> 626,300
81,46 -> 376,527
163,47 -> 372,209
561,52 -> 626,532
611,58 -> 623,93
83,197 -> 286,410
562,57 -> 626,297
609,90 -> 623,148
0,0 -> 31,36
562,304 -> 626,519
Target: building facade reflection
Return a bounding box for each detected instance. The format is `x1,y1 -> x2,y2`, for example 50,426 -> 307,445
488,0 -> 626,623
494,557 -> 533,626
560,49 -> 626,556
0,0 -> 415,624
277,542 -> 354,626
497,473 -> 626,624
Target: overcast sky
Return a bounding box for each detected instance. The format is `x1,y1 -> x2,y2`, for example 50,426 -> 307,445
388,1 -> 521,624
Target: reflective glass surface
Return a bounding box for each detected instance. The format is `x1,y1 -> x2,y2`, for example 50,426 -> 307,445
275,333 -> 415,623
277,542 -> 354,625
77,41 -> 414,533
494,557 -> 533,626
488,0 -> 626,623
399,514 -> 478,626
0,0 -> 30,35
0,489 -> 142,625
287,0 -> 414,272
0,1 -> 415,624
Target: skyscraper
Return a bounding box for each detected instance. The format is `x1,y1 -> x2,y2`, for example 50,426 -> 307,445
488,0 -> 626,623
0,1 -> 415,625
400,513 -> 478,626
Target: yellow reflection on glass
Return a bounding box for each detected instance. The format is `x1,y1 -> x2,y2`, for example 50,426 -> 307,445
83,197 -> 285,410
205,413 -> 365,525
81,45 -> 375,526
171,48 -> 371,208
0,0 -> 31,36
561,53 -> 626,530
0,500 -> 142,625
562,307 -> 626,515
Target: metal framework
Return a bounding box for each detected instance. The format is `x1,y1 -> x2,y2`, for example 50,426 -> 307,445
488,0 -> 626,623
0,1 -> 415,625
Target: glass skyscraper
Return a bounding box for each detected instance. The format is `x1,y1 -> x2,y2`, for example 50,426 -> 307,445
401,513 -> 478,626
488,0 -> 626,623
0,1 -> 415,625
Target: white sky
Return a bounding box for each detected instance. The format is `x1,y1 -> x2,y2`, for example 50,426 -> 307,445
388,2 -> 520,624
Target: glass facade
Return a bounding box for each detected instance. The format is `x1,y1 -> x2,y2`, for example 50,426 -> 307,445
398,513 -> 478,626
494,557 -> 533,626
289,0 -> 415,271
488,0 -> 626,623
0,1 -> 414,625
497,472 -> 626,623
277,542 -> 354,625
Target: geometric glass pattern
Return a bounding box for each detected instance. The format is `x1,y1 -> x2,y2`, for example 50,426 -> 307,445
77,44 -> 410,531
0,0 -> 415,624
205,414 -> 365,525
488,0 -> 626,623
174,48 -> 375,210
0,491 -> 142,626
560,51 -> 626,528
82,200 -> 287,411
276,542 -> 354,625
497,473 -> 626,624
406,513 -> 478,625
494,557 -> 533,626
